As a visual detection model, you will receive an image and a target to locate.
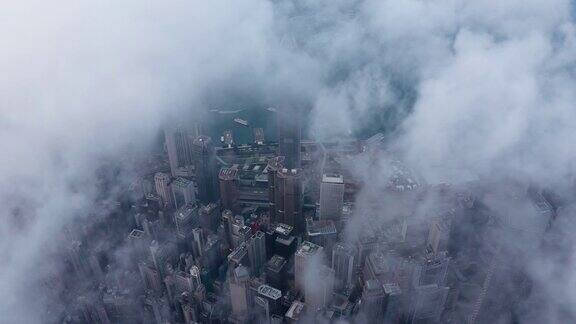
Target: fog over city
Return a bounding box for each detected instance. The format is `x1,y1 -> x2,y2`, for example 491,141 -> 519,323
1,0 -> 576,323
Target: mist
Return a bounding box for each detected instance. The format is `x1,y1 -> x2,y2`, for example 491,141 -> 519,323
2,0 -> 576,323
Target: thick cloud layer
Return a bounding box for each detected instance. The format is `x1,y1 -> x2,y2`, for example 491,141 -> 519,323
1,0 -> 576,322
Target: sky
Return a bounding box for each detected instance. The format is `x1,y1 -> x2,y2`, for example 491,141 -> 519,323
1,0 -> 576,322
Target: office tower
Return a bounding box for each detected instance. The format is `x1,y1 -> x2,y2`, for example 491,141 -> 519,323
102,290 -> 140,322
383,283 -> 403,323
138,262 -> 163,294
219,167 -> 239,213
410,284 -> 449,323
222,129 -> 234,147
266,255 -> 288,290
306,219 -> 337,254
285,301 -> 306,323
192,135 -> 218,204
192,228 -> 206,259
256,284 -> 283,320
418,252 -> 450,287
295,241 -> 324,292
247,231 -> 267,276
181,299 -> 201,324
229,266 -> 251,321
319,174 -> 344,219
228,242 -> 249,269
277,107 -> 301,169
171,177 -> 196,210
332,243 -> 355,290
165,271 -> 194,303
154,172 -> 173,210
253,127 -> 265,145
222,209 -> 234,247
267,158 -> 303,232
77,297 -> 111,324
172,270 -> 197,296
267,156 -> 283,221
426,217 -> 451,256
362,279 -> 385,322
229,215 -> 251,249
199,202 -> 219,232
254,295 -> 271,323
201,234 -> 222,271
127,229 -> 148,263
149,241 -> 176,277
67,240 -> 88,277
305,265 -> 334,311
271,315 -> 283,324
174,204 -> 199,239
165,128 -> 195,177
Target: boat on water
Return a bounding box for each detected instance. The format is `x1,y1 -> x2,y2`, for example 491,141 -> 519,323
210,108 -> 245,114
234,118 -> 249,126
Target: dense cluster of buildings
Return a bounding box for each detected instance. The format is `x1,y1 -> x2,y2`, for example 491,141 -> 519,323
58,109 -> 558,324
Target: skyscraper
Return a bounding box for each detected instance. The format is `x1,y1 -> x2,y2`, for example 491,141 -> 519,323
319,174 -> 344,219
165,128 -> 195,177
277,107 -> 301,169
362,279 -> 385,322
332,243 -> 355,290
267,157 -> 303,232
305,265 -> 334,311
154,172 -> 173,210
192,135 -> 218,204
171,177 -> 196,210
229,265 -> 250,322
409,284 -> 449,323
174,204 -> 199,239
219,167 -> 239,213
294,241 -> 324,292
247,231 -> 267,276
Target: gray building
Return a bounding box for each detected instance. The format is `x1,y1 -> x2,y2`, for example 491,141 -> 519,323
164,128 -> 196,177
192,135 -> 218,204
154,172 -> 173,210
319,174 -> 344,220
295,241 -> 324,292
247,231 -> 267,276
171,177 -> 195,210
268,157 -> 303,232
277,107 -> 301,169
332,243 -> 355,290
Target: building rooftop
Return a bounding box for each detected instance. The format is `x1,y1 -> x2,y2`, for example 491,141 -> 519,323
383,283 -> 402,295
322,174 -> 344,184
296,241 -> 322,257
306,219 -> 337,236
286,301 -> 305,320
266,255 -> 287,273
275,223 -> 293,237
258,284 -> 282,300
128,229 -> 145,239
219,167 -> 238,181
172,177 -> 193,187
